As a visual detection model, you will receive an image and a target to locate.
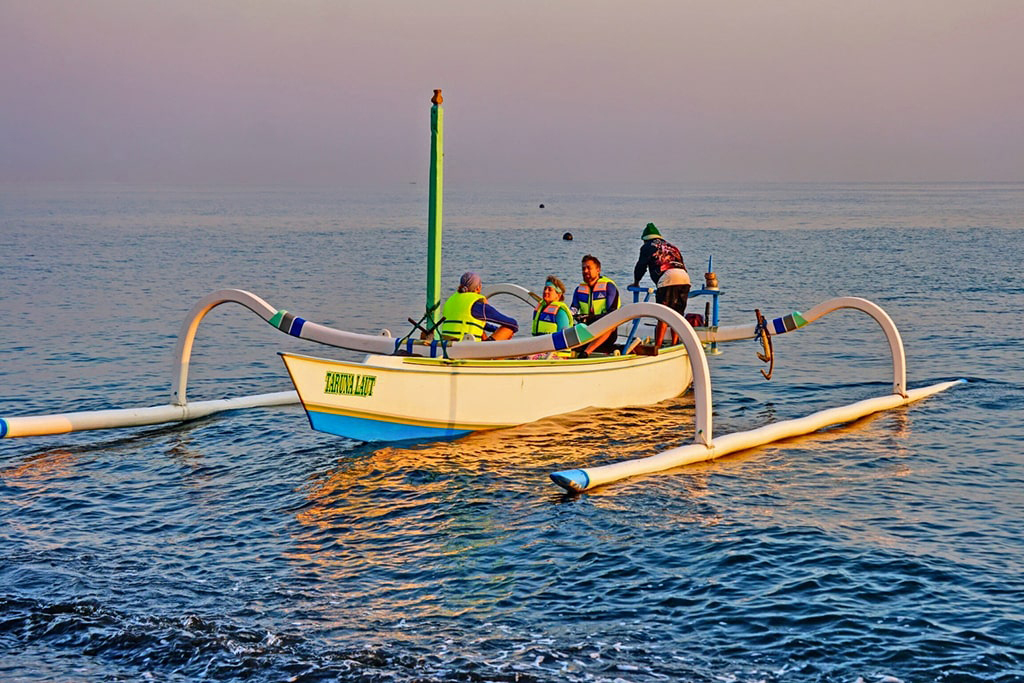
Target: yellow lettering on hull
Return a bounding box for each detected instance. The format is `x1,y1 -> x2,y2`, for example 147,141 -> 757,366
323,371 -> 377,397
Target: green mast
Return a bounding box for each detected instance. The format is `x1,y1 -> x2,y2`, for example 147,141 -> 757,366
426,89 -> 444,330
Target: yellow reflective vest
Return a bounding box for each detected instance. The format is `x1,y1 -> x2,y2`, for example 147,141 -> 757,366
531,300 -> 573,335
574,277 -> 619,318
440,292 -> 486,340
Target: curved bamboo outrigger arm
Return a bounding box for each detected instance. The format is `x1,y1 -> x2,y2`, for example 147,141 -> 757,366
172,289 -> 278,405
549,297 -> 960,493
484,283 -> 541,305
169,286 -> 543,406
701,296 -> 907,397
171,289 -> 406,405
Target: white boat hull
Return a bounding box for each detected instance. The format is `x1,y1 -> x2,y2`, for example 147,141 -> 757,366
281,348 -> 693,442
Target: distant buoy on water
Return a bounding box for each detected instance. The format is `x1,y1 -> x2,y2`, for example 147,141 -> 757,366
539,203 -> 545,209
562,232 -> 573,241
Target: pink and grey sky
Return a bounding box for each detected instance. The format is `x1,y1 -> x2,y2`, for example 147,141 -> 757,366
1,1 -> 1021,186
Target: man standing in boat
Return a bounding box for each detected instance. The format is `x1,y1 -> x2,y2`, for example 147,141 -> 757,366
631,222 -> 690,348
570,254 -> 621,357
440,272 -> 518,341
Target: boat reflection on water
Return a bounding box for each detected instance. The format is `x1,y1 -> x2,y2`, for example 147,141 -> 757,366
285,392 -> 917,574
1,449 -> 79,487
281,398 -> 711,627
292,386 -> 914,512
284,396 -> 701,583
294,393 -> 701,508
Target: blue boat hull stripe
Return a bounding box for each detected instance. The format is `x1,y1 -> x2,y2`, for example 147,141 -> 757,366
306,410 -> 471,442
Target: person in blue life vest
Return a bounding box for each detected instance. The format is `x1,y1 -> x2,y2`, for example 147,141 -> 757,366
439,271 -> 518,341
570,254 -> 621,357
631,222 -> 690,349
531,275 -> 573,335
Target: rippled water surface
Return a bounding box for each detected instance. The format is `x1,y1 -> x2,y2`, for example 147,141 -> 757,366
2,183 -> 1023,682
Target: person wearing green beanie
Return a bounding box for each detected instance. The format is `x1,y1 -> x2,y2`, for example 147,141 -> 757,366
631,223 -> 690,350
640,222 -> 662,240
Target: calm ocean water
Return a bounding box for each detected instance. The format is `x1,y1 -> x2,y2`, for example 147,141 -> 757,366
1,182 -> 1022,682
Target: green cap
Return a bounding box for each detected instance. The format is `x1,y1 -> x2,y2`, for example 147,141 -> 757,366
641,222 -> 662,240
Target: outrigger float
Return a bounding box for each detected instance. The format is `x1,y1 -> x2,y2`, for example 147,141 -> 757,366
1,91 -> 961,492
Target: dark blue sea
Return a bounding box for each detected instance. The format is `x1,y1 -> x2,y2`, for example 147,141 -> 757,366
1,182 -> 1022,682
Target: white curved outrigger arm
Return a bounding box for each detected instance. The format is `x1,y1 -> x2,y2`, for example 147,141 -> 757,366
705,297 -> 907,397
804,297 -> 906,398
484,283 -> 541,305
171,289 -> 413,405
172,290 -> 278,405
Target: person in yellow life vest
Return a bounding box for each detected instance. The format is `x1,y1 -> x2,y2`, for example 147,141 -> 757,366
439,272 -> 518,341
531,276 -> 573,335
569,254 -> 621,357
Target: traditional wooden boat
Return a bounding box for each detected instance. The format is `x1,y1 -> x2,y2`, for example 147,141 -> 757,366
281,345 -> 692,442
271,273 -> 707,443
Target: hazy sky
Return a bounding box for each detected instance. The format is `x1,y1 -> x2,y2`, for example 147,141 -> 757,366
1,1 -> 1021,186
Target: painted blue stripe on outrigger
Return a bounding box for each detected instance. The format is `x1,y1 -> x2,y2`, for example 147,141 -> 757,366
771,312 -> 805,335
0,418 -> 7,438
554,325 -> 587,351
306,410 -> 472,443
288,316 -> 306,336
552,329 -> 568,351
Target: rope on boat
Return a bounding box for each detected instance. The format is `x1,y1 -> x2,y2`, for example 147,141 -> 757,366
754,308 -> 774,380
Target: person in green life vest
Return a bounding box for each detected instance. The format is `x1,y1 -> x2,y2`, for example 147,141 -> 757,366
531,275 -> 573,335
570,254 -> 621,357
440,272 -> 518,341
